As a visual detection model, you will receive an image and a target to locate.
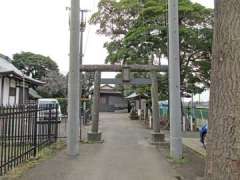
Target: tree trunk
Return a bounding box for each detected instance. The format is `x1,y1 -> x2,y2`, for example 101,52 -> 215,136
205,1 -> 240,180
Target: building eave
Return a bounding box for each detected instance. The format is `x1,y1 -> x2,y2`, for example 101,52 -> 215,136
0,71 -> 45,86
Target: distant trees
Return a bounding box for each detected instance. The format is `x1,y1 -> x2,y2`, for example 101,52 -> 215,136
37,71 -> 67,98
205,1 -> 240,179
12,52 -> 67,98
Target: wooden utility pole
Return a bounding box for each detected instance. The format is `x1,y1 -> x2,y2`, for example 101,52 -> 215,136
79,9 -> 88,140
168,0 -> 182,160
67,0 -> 80,156
79,9 -> 89,97
205,1 -> 240,179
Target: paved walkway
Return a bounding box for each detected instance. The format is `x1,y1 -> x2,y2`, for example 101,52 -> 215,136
162,130 -> 206,157
20,113 -> 178,180
183,138 -> 206,157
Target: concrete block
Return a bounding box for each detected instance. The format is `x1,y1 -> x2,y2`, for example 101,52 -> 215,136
87,132 -> 102,143
150,132 -> 165,144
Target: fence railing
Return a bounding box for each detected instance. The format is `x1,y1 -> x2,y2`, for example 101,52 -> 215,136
0,104 -> 59,176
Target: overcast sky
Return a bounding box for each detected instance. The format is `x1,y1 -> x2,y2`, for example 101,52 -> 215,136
0,0 -> 213,101
0,0 -> 213,75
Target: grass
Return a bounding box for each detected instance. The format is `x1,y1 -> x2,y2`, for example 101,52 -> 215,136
80,140 -> 104,144
166,154 -> 190,165
2,141 -> 66,180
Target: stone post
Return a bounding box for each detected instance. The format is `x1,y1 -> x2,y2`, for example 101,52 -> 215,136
150,70 -> 165,144
88,71 -> 102,142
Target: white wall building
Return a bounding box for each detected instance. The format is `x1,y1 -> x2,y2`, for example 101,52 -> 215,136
0,54 -> 44,105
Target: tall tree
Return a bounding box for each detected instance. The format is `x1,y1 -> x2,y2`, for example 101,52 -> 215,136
37,71 -> 67,98
12,52 -> 59,79
81,72 -> 95,98
205,1 -> 240,179
91,0 -> 213,95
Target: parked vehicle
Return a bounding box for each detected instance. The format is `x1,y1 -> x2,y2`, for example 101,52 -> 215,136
38,99 -> 62,121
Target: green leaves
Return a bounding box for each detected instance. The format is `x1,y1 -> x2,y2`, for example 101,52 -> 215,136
91,0 -> 213,96
12,52 -> 59,79
12,52 -> 68,98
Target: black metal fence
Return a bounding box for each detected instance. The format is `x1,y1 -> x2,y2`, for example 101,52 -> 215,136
0,104 -> 59,175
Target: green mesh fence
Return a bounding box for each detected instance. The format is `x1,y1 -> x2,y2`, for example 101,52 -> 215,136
159,105 -> 209,120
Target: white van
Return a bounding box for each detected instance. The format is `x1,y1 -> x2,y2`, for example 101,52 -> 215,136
38,98 -> 62,121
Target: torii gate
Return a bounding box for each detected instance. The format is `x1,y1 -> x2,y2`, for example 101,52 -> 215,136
68,0 -> 182,160
80,64 -> 167,143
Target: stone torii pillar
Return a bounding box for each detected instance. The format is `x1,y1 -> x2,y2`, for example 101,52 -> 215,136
87,71 -> 102,142
150,70 -> 165,144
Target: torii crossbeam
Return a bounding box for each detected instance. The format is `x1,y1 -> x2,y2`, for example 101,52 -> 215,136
80,64 -> 168,72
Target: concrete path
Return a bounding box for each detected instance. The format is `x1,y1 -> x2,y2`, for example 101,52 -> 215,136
183,138 -> 206,157
20,113 -> 179,180
163,130 -> 206,157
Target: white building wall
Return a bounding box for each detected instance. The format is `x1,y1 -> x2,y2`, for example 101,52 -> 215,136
9,79 -> 16,105
3,77 -> 9,105
9,97 -> 15,105
0,77 -> 2,104
10,79 -> 16,88
16,87 -> 20,105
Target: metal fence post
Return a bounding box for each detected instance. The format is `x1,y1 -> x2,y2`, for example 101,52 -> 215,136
48,105 -> 52,143
0,104 -> 61,175
33,105 -> 38,157
55,104 -> 58,142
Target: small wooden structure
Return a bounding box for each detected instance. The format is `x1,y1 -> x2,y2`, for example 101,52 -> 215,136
125,92 -> 149,120
99,85 -> 128,112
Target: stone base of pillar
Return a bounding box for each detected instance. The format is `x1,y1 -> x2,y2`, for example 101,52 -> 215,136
150,132 -> 165,144
129,111 -> 139,120
87,132 -> 103,143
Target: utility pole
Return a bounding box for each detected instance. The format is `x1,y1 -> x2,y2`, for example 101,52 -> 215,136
67,0 -> 80,156
79,9 -> 88,65
79,9 -> 88,140
168,0 -> 183,159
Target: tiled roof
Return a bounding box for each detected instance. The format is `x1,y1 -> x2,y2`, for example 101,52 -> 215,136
125,92 -> 149,99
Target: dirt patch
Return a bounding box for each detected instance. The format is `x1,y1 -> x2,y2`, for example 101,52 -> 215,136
157,143 -> 205,180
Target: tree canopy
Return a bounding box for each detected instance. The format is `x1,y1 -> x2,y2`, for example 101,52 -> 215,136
12,52 -> 68,98
37,71 -> 67,98
12,52 -> 59,80
91,0 -> 213,96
